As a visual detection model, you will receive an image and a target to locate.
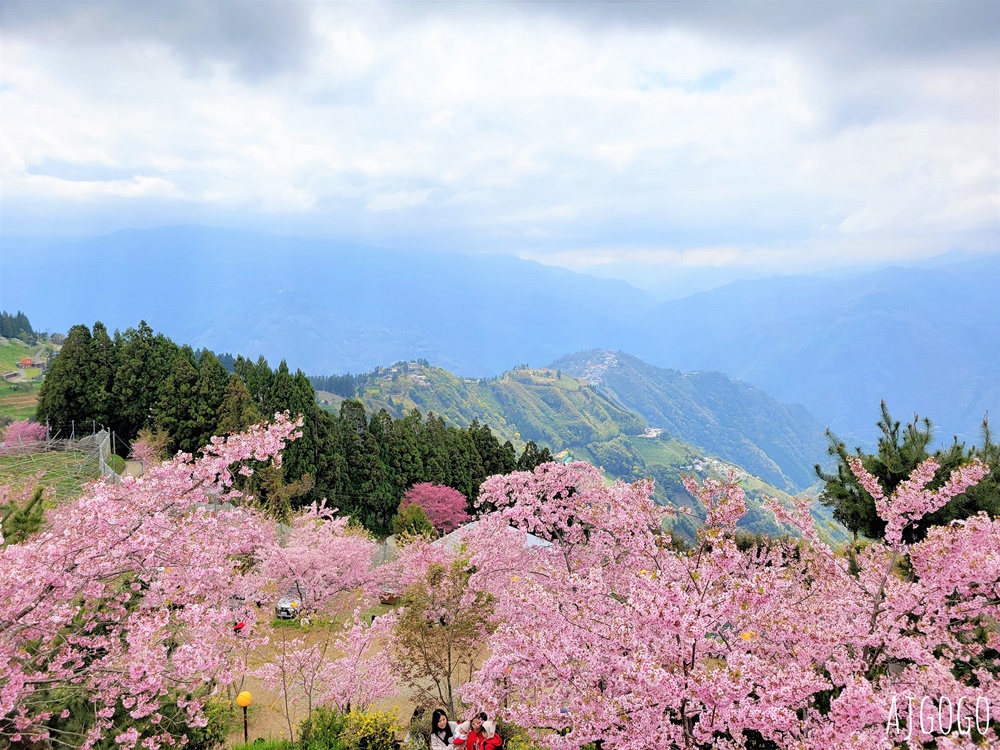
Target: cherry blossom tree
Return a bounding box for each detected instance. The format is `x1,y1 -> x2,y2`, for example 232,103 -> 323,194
460,460 -> 997,750
399,482 -> 470,534
0,419 -> 48,452
0,414 -> 303,749
251,502 -> 392,740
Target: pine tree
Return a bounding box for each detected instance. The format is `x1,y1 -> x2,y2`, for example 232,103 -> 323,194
816,402 -> 995,541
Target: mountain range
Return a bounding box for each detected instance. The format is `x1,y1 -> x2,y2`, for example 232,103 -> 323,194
2,225 -> 995,446
318,357 -> 848,542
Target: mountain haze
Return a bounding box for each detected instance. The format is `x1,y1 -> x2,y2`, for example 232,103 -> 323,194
2,226 -> 995,445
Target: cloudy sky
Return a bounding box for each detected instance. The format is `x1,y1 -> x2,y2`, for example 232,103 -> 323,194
2,0 -> 997,289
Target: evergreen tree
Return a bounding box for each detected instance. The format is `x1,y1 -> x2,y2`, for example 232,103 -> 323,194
816,402 -> 996,542
234,355 -> 273,414
0,485 -> 45,545
35,324 -> 93,432
156,355 -> 200,454
422,413 -> 452,485
517,440 -> 553,471
112,322 -> 178,440
87,322 -> 116,427
216,374 -> 264,435
363,410 -> 399,534
285,370 -> 319,483
0,310 -> 36,343
193,352 -> 229,447
390,410 -> 425,492
332,399 -> 370,520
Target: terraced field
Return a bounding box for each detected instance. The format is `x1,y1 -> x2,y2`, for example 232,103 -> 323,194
0,381 -> 40,421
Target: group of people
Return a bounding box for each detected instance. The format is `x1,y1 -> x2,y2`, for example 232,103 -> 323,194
429,708 -> 502,750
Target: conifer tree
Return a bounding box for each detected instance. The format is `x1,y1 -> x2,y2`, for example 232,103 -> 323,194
112,321 -> 178,439
516,440 -> 553,471
87,322 -> 117,427
35,324 -> 93,431
216,374 -> 264,435
156,355 -> 200,454
193,351 -> 229,446
817,402 -> 996,541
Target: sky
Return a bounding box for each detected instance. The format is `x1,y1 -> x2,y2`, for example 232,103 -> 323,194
1,0 -> 998,291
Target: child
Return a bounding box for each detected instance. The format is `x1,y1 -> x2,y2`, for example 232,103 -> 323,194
454,712 -> 501,750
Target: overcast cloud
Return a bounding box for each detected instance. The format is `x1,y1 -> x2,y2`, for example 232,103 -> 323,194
1,0 -> 997,287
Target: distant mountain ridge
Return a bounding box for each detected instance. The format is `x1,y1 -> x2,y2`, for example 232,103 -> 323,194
551,350 -> 826,491
2,225 -> 995,444
325,352 -> 824,493
327,357 -> 847,542
322,362 -> 645,450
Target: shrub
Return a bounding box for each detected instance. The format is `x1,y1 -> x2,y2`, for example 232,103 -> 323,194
340,709 -> 401,750
300,706 -> 348,750
391,503 -> 435,539
300,707 -> 401,750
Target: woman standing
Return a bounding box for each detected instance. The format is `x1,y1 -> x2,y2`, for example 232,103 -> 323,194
430,708 -> 459,750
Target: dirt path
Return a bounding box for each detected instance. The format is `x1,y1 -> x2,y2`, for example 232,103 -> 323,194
221,622 -> 420,747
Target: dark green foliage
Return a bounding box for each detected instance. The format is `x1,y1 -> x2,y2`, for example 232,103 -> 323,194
156,355 -> 201,454
816,402 -> 999,542
310,372 -> 357,398
517,440 -> 553,471
0,484 -> 45,545
216,374 -> 264,435
35,324 -> 93,430
88,322 -> 117,426
233,354 -> 273,413
112,321 -> 179,439
0,310 -> 36,343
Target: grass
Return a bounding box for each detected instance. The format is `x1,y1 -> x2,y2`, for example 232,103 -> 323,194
232,740 -> 294,750
0,339 -> 32,372
0,449 -> 100,502
0,381 -> 41,421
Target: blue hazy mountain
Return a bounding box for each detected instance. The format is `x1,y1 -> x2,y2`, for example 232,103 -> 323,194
622,257 -> 1000,446
2,226 -> 995,445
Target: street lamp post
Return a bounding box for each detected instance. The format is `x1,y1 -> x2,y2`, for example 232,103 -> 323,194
236,691 -> 252,744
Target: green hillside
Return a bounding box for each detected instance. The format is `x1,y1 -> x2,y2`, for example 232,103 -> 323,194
0,338 -> 54,422
551,350 -> 828,491
322,362 -> 643,450
323,359 -> 849,544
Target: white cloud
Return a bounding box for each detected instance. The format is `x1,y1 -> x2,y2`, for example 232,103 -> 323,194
1,2 -> 996,277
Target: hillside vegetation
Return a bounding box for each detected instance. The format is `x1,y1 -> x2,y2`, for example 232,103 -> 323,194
552,350 -> 826,491
320,359 -> 849,542
321,362 -> 643,449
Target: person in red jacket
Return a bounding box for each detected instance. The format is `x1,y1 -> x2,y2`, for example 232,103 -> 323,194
454,712 -> 501,750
